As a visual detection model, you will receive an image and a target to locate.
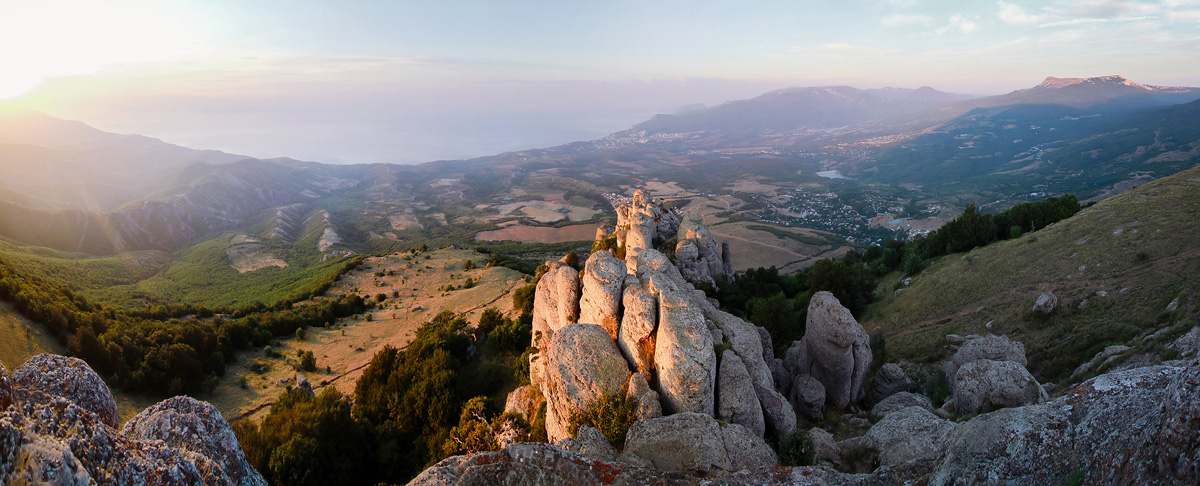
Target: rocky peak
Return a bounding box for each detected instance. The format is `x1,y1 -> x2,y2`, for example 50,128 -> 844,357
0,355 -> 266,485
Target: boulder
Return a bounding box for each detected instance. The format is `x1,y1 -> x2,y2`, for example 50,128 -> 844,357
579,251 -> 627,339
653,287 -> 716,415
540,324 -> 632,442
946,334 -> 1027,385
122,396 -> 268,486
872,391 -> 935,417
864,406 -> 956,466
531,262 -> 580,349
409,442 -> 680,486
626,373 -> 662,420
503,384 -> 544,421
1033,291 -> 1058,315
754,383 -> 797,440
618,277 -> 657,377
721,422 -> 779,471
622,413 -> 731,474
952,359 -> 1047,415
789,373 -> 826,419
716,350 -> 765,437
865,363 -> 912,406
1071,344 -> 1131,380
0,360 -> 12,410
809,428 -> 840,465
556,425 -> 617,463
13,354 -> 119,428
785,291 -> 871,408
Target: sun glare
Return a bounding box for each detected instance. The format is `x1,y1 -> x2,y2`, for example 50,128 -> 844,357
0,0 -> 193,99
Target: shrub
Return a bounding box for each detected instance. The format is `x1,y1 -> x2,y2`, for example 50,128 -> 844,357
778,429 -> 816,466
295,327 -> 306,341
568,394 -> 637,451
478,307 -> 505,334
870,330 -> 887,369
299,351 -> 317,372
513,348 -> 535,386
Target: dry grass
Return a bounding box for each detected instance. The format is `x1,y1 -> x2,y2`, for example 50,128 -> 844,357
0,302 -> 66,375
475,224 -> 601,243
710,221 -> 849,273
210,248 -> 527,422
863,166 -> 1200,384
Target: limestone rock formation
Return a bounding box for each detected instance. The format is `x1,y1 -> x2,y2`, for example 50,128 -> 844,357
617,276 -> 657,378
622,412 -> 776,475
579,250 -> 626,339
0,354 -> 265,485
951,360 -> 1047,415
626,373 -> 662,421
674,213 -> 733,286
785,291 -> 871,409
540,324 -> 631,442
863,406 -> 955,465
122,396 -> 268,486
502,384 -> 544,422
12,354 -> 120,428
865,363 -> 911,407
789,373 -> 826,419
653,288 -> 716,415
555,425 -> 616,463
614,189 -> 680,256
531,262 -> 580,349
716,350 -> 765,437
945,334 -> 1027,385
872,391 -> 934,417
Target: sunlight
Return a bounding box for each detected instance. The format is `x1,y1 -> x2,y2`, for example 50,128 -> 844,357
0,0 -> 193,99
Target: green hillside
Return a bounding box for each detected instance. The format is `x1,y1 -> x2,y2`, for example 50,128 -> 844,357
863,165 -> 1200,384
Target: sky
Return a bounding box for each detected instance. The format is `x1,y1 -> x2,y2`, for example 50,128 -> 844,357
2,0 -> 1199,164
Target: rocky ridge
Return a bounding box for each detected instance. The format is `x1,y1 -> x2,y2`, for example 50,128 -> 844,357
0,354 -> 265,486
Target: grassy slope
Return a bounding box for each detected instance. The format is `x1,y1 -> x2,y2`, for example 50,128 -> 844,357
863,165 -> 1200,384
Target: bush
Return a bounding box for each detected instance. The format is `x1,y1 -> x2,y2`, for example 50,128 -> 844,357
477,307 -> 505,334
778,429 -> 816,466
299,351 -> 317,372
568,394 -> 636,451
513,348 -> 535,386
295,327 -> 306,341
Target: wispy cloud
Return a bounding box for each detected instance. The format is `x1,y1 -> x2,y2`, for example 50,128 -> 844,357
998,2 -> 1047,25
937,13 -> 979,33
881,13 -> 934,26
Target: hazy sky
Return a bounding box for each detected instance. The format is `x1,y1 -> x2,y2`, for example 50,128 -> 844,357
3,0 -> 1199,164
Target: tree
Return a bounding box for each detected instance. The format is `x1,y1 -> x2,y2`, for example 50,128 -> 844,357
477,307 -> 504,334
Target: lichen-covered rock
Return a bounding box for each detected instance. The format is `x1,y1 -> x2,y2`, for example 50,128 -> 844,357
653,287 -> 716,415
809,428 -> 840,465
864,406 -> 955,465
865,363 -> 911,407
720,422 -> 778,471
626,373 -> 662,421
1109,357 -> 1200,483
707,310 -> 794,438
623,412 -> 732,474
503,384 -> 544,422
409,442 -> 691,486
871,391 -> 934,418
785,292 -> 871,409
121,396 -> 267,486
951,359 -> 1046,415
717,350 -> 765,437
614,189 -> 680,257
618,276 -> 657,377
946,334 -> 1027,385
531,262 -> 581,349
1,387 -> 234,485
579,250 -> 627,339
789,373 -> 826,419
12,354 -> 119,428
555,425 -> 617,463
540,324 -> 631,442
673,213 -> 732,286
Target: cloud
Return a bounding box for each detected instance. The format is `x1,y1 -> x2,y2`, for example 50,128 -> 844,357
998,2 -> 1047,25
881,13 -> 934,26
1167,10 -> 1200,21
937,13 -> 979,33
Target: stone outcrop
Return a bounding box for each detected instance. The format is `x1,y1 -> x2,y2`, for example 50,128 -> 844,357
622,412 -> 776,475
716,350 -> 765,437
625,373 -> 662,421
863,406 -> 955,465
617,276 -> 657,378
789,373 -> 826,419
674,213 -> 733,286
12,354 -> 120,428
539,324 -> 631,442
864,363 -> 911,407
578,250 -> 626,339
554,425 -> 616,463
653,288 -> 716,415
122,396 -> 268,486
785,291 -> 871,409
872,391 -> 934,417
614,189 -> 680,256
502,384 -> 544,422
0,355 -> 265,486
945,334 -> 1027,385
951,359 -> 1047,415
531,262 -> 580,349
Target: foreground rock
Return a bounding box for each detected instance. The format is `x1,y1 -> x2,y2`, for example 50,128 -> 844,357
0,354 -> 266,485
622,412 -> 776,474
951,359 -> 1047,415
863,406 -> 955,465
785,291 -> 871,409
539,323 -> 631,442
12,354 -> 120,428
